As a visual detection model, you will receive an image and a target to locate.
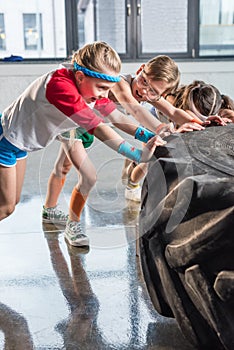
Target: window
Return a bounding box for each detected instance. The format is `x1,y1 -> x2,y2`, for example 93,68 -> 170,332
0,13 -> 6,50
76,0 -> 190,59
77,0 -> 127,55
199,0 -> 234,56
139,0 -> 188,55
1,0 -> 66,59
75,0 -> 197,60
0,0 -> 233,61
23,14 -> 43,51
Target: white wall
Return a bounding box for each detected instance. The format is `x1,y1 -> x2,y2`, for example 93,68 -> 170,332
0,60 -> 234,111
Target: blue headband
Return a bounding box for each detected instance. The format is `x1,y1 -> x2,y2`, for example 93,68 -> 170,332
73,62 -> 120,82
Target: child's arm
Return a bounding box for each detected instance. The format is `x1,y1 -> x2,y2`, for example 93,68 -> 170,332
93,123 -> 166,163
106,108 -> 169,142
106,108 -> 139,136
152,97 -> 203,125
111,78 -> 162,131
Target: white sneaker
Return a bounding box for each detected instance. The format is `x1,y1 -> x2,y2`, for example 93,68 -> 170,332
125,184 -> 141,202
64,220 -> 89,247
42,205 -> 68,225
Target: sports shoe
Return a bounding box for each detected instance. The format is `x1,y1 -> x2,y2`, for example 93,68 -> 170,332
125,184 -> 141,202
64,220 -> 89,247
42,205 -> 68,225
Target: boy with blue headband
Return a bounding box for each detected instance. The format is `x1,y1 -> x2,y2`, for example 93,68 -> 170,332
0,41 -> 165,247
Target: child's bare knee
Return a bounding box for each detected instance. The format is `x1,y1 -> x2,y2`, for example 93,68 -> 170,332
62,163 -> 72,176
53,162 -> 72,177
80,173 -> 96,191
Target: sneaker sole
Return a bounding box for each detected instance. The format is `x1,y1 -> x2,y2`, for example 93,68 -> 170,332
42,222 -> 63,233
64,234 -> 89,247
42,217 -> 67,225
67,244 -> 90,255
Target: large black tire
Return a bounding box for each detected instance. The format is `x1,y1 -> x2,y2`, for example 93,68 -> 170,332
139,124 -> 234,350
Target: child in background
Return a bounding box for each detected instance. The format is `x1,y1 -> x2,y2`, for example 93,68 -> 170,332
123,79 -> 230,201
0,41 -> 165,247
162,80 -> 232,124
110,56 -> 204,201
219,94 -> 234,122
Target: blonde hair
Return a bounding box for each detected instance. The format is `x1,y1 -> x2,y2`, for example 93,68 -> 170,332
145,55 -> 180,94
69,42 -> 121,144
71,41 -> 121,75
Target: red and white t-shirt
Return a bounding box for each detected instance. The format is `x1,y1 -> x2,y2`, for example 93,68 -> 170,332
1,64 -> 116,151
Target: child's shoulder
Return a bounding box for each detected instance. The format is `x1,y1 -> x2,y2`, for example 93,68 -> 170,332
120,74 -> 134,85
47,64 -> 76,92
112,74 -> 133,94
52,63 -> 74,80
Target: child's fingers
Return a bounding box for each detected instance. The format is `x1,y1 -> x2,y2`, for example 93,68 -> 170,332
207,115 -> 226,125
177,122 -> 204,133
156,135 -> 166,144
141,134 -> 168,162
224,118 -> 232,123
143,136 -> 165,154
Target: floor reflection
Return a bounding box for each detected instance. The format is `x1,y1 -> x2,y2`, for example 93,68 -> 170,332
0,195 -> 195,350
0,302 -> 34,350
43,223 -> 109,349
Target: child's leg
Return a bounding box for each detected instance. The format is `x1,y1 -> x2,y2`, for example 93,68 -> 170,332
129,162 -> 148,184
125,162 -> 148,202
128,142 -> 148,184
64,141 -> 96,222
62,141 -> 96,246
125,141 -> 149,202
0,158 -> 26,220
44,144 -> 72,208
121,158 -> 132,185
15,158 -> 27,204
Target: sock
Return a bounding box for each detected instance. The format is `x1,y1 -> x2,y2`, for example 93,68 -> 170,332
61,177 -> 66,186
127,180 -> 140,189
69,188 -> 88,221
44,175 -> 66,209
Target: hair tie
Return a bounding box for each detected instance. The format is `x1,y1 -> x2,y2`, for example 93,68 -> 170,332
188,87 -> 207,121
74,62 -> 120,82
209,86 -> 217,115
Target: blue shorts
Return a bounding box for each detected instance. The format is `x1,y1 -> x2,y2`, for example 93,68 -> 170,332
0,119 -> 28,167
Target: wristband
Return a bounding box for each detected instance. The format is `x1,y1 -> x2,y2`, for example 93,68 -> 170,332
118,141 -> 142,163
135,125 -> 155,143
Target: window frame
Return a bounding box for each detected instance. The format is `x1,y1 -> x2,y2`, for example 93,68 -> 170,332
23,13 -> 43,51
0,13 -> 6,51
1,0 -> 234,63
135,0 -> 199,60
72,0 -> 200,61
